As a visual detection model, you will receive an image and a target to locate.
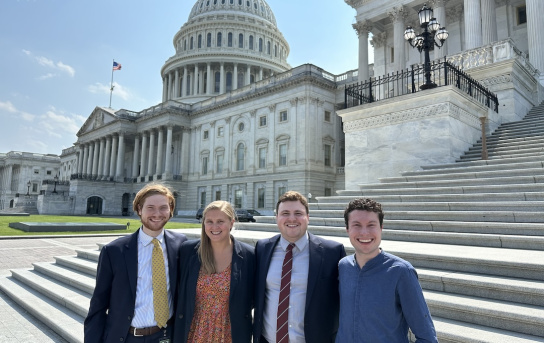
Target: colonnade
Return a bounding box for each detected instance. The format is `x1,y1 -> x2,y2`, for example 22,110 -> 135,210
162,62 -> 276,101
353,0 -> 539,82
0,165 -> 13,192
76,126 -> 189,182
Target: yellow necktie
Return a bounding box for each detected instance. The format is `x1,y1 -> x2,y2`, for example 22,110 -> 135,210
152,238 -> 169,328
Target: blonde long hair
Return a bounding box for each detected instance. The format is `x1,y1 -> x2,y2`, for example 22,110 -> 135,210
198,200 -> 235,274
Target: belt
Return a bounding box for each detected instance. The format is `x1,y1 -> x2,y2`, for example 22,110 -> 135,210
129,318 -> 172,337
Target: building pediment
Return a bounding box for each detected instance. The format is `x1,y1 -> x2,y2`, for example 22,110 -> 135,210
77,107 -> 118,136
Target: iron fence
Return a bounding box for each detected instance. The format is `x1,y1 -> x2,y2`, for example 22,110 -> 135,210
345,58 -> 498,113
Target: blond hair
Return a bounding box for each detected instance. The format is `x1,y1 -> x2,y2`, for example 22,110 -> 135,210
199,200 -> 235,274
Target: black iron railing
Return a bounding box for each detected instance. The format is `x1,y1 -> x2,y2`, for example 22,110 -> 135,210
345,59 -> 498,112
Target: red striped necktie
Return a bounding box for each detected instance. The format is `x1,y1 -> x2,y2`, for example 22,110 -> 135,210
276,243 -> 295,343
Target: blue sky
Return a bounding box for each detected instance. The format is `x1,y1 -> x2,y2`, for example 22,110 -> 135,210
0,0 -> 368,155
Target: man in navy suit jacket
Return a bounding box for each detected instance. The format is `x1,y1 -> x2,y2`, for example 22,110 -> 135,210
84,183 -> 187,343
253,191 -> 346,343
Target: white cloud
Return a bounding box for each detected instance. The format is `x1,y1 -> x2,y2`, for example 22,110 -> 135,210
38,73 -> 56,80
24,50 -> 76,78
0,100 -> 17,113
88,82 -> 131,101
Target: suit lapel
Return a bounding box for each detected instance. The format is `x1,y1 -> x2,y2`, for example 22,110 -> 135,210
230,238 -> 242,300
125,230 -> 140,300
164,230 -> 178,294
305,233 -> 323,312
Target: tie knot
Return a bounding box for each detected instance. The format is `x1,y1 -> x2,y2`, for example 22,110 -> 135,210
286,243 -> 295,252
152,238 -> 161,248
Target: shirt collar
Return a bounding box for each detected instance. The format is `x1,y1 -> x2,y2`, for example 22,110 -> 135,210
279,231 -> 309,252
139,227 -> 165,247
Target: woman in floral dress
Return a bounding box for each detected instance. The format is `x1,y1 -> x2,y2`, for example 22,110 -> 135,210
173,201 -> 255,342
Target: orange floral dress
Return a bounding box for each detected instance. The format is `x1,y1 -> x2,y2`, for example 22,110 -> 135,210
187,264 -> 232,343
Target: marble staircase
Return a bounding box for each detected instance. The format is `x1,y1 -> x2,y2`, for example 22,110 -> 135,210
1,102 -> 544,342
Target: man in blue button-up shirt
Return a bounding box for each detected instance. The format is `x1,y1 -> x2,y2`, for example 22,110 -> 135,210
336,198 -> 437,343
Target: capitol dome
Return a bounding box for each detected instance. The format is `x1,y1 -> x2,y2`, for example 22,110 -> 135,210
160,0 -> 291,103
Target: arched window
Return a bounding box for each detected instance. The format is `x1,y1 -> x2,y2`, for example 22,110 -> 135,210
250,74 -> 255,83
236,143 -> 245,171
238,33 -> 244,48
203,72 -> 208,93
259,38 -> 263,52
190,37 -> 194,49
184,39 -> 187,50
207,33 -> 212,47
215,71 -> 221,93
226,72 -> 232,92
238,72 -> 244,87
198,34 -> 202,48
249,35 -> 254,50
228,32 -> 233,47
267,41 -> 271,54
217,32 -> 222,47
186,75 -> 192,95
238,0 -> 242,4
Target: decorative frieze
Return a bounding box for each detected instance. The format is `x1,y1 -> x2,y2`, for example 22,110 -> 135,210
343,102 -> 481,133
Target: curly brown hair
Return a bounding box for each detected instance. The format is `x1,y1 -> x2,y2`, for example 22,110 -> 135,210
344,198 -> 384,227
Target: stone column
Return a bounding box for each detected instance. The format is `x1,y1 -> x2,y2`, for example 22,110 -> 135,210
109,135 -> 118,180
194,64 -> 199,96
431,0 -> 448,59
156,127 -> 164,177
5,165 -> 12,193
147,129 -> 156,178
389,6 -> 407,73
174,69 -> 180,99
103,136 -> 112,180
527,0 -> 544,83
246,65 -> 251,85
167,73 -> 172,100
77,145 -> 84,175
86,143 -> 94,177
115,132 -> 125,179
464,0 -> 482,49
233,63 -> 238,90
182,66 -> 188,98
97,138 -> 105,179
132,135 -> 140,178
139,131 -> 148,179
180,129 -> 190,176
82,144 -> 89,176
353,20 -> 372,82
164,125 -> 173,178
162,77 -> 167,102
480,0 -> 497,45
258,67 -> 263,81
220,62 -> 225,94
206,63 -> 212,95
91,140 -> 100,177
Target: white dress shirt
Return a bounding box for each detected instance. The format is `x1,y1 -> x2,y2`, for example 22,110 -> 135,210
263,233 -> 309,343
131,228 -> 173,328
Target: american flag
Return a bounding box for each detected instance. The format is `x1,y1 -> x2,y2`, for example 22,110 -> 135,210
113,61 -> 122,70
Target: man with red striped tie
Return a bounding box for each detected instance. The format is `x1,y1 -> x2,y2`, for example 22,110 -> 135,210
253,191 -> 346,343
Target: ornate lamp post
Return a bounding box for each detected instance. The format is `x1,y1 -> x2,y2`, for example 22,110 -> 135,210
404,4 -> 449,89
52,174 -> 58,194
26,180 -> 31,196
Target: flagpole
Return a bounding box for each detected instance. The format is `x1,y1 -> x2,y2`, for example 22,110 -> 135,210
109,59 -> 115,108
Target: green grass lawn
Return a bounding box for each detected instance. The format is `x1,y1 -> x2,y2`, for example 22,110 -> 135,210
0,215 -> 199,236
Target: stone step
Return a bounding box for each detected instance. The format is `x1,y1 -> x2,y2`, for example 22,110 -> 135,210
424,290 -> 544,338
421,154 -> 544,170
241,221 -> 544,250
308,209 -> 544,224
357,183 -> 544,196
472,135 -> 544,147
331,191 -> 544,202
0,276 -> 84,343
33,261 -> 96,294
54,255 -> 97,277
419,268 -> 544,307
458,150 -> 544,161
432,316 -> 544,343
465,141 -> 544,154
309,200 -> 544,212
489,127 -> 544,137
401,161 -> 544,177
75,248 -> 100,262
224,229 -> 544,281
10,268 -> 90,318
381,167 -> 544,183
